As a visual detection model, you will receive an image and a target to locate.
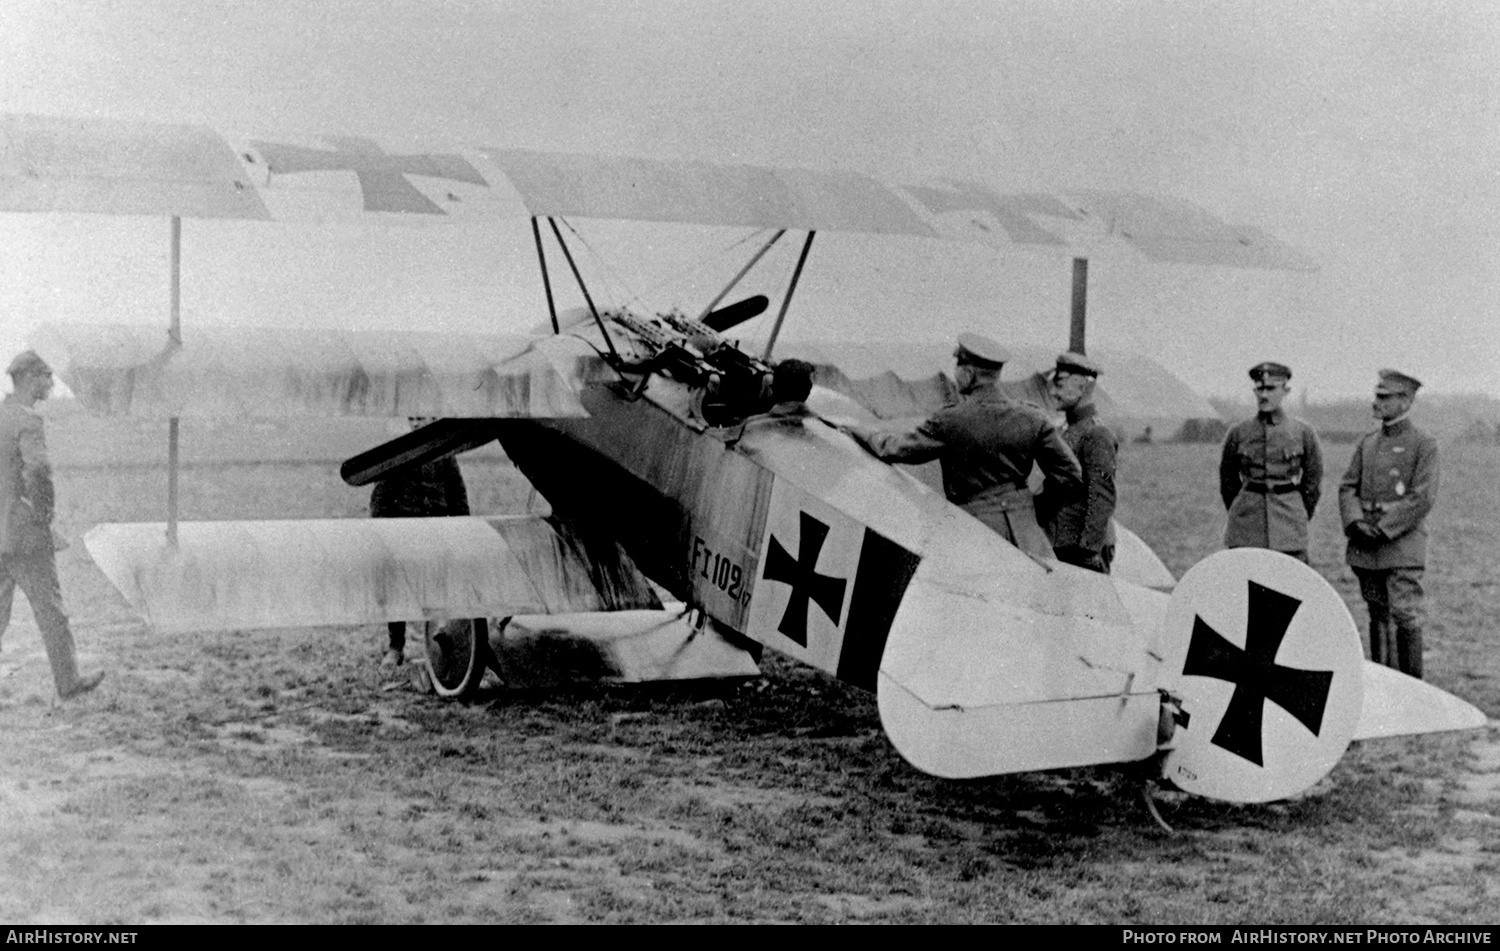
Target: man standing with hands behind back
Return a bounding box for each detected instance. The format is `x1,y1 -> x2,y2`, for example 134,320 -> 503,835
1218,361 -> 1324,563
1340,369 -> 1438,679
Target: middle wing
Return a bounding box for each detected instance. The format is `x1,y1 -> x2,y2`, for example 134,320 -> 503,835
30,322 -> 601,419
779,339 -> 1217,433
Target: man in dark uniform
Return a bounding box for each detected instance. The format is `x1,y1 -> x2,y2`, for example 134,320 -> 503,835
1037,352 -> 1117,573
0,351 -> 104,700
1340,369 -> 1437,678
846,333 -> 1082,559
1218,361 -> 1324,562
744,358 -> 817,428
369,418 -> 471,667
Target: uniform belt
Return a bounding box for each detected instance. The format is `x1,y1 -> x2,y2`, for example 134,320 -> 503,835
1243,481 -> 1300,495
961,484 -> 1032,511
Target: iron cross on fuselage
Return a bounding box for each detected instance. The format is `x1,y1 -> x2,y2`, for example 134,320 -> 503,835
761,511 -> 847,647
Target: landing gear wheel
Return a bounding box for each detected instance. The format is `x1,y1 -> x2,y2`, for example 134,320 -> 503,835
423,617 -> 491,700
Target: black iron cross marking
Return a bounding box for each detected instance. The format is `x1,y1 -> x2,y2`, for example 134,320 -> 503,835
761,511 -> 848,647
1182,580 -> 1334,767
249,136 -> 489,214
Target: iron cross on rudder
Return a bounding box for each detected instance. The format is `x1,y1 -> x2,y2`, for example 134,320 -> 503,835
1183,580 -> 1334,766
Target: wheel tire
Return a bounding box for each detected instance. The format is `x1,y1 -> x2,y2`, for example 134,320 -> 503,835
423,617 -> 490,700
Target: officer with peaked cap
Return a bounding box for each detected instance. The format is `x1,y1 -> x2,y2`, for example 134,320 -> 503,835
1036,352 -> 1117,573
845,333 -> 1082,559
1218,361 -> 1324,562
1,351 -> 105,699
1339,368 -> 1437,678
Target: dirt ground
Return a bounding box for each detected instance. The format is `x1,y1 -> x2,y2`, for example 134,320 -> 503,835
0,442 -> 1496,924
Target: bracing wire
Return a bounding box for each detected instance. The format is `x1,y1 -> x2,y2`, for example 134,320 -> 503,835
556,220 -> 778,313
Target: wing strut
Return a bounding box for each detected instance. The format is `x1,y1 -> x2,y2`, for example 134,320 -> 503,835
761,231 -> 816,361
546,217 -> 621,364
166,215 -> 182,547
695,229 -> 785,324
530,216 -> 561,334
1069,256 -> 1088,354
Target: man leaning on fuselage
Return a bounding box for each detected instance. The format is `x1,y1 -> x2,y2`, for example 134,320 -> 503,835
845,333 -> 1082,560
1218,361 -> 1324,563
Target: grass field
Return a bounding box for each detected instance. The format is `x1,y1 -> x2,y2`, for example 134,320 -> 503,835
0,431 -> 1496,924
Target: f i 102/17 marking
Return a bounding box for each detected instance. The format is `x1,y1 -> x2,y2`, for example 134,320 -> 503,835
692,536 -> 750,604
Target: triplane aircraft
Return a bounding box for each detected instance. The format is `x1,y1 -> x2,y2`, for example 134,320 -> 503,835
1,112 -> 1484,809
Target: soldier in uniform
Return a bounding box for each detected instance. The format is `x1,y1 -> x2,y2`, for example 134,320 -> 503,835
743,358 -> 817,428
1218,361 -> 1324,562
1339,369 -> 1437,678
845,333 -> 1082,560
1036,352 -> 1117,573
0,351 -> 105,700
369,418 -> 471,667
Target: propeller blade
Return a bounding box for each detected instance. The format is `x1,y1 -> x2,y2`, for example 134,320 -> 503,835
702,294 -> 769,333
341,419 -> 502,487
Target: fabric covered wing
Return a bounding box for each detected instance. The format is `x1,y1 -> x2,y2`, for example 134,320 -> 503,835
891,180 -> 1316,270
486,148 -> 934,236
1,113 -> 1313,269
29,322 -> 597,419
779,339 -> 1217,435
85,515 -> 661,633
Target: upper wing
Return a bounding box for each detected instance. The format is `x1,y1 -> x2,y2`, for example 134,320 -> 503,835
29,321 -> 601,419
1,112 -> 1313,270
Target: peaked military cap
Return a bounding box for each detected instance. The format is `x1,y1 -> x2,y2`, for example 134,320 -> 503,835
1248,361 -> 1292,383
5,350 -> 50,378
954,332 -> 1011,369
1054,351 -> 1100,378
1376,368 -> 1422,396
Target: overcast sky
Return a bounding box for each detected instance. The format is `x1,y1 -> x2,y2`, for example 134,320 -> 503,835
1,0 -> 1496,400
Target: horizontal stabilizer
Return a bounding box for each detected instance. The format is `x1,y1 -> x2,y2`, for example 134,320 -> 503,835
874,527 -> 1169,777
85,515 -> 660,634
1353,662 -> 1489,741
878,672 -> 1161,777
1110,523 -> 1177,590
29,322 -> 598,419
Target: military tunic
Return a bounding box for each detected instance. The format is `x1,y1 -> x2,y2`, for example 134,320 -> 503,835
370,453 -> 470,653
1218,408 -> 1324,556
370,456 -> 470,519
1338,417 -> 1438,677
0,394 -> 87,694
1038,402 -> 1117,572
1338,418 -> 1438,570
858,384 -> 1082,559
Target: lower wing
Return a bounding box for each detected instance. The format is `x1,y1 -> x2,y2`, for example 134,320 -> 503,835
86,514 -> 660,633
